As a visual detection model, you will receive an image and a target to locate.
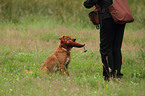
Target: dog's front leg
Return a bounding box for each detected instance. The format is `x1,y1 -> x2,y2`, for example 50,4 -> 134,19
66,64 -> 69,76
60,64 -> 65,75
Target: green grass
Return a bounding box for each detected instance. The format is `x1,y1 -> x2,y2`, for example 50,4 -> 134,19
0,18 -> 145,96
0,0 -> 145,95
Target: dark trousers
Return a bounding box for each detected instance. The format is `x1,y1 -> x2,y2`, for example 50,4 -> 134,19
100,18 -> 125,77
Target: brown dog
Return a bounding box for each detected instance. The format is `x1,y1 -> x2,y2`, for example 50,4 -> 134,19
40,35 -> 85,76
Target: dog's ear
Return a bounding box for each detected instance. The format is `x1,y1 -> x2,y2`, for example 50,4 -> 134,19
59,35 -> 65,40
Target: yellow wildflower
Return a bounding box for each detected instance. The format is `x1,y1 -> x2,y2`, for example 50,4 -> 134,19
11,73 -> 13,75
64,72 -> 65,74
4,77 -> 6,80
21,47 -> 23,50
106,86 -> 108,88
116,78 -> 118,81
1,90 -> 3,92
139,74 -> 141,76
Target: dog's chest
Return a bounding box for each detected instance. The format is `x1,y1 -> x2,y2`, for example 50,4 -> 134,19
65,57 -> 70,65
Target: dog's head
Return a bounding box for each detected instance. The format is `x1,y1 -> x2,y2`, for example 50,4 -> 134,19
59,35 -> 85,49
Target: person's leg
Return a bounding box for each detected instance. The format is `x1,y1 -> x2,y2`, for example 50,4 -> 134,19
112,23 -> 126,78
100,18 -> 116,80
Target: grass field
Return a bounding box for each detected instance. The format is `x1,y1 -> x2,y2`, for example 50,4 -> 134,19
0,18 -> 145,96
0,0 -> 145,96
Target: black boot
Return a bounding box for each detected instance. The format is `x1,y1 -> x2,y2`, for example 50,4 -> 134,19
117,73 -> 123,79
110,71 -> 116,78
103,76 -> 110,81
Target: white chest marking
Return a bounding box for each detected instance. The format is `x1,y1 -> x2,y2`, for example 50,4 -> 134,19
65,58 -> 70,65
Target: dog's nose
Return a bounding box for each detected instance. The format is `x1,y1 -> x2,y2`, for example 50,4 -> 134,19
73,38 -> 76,42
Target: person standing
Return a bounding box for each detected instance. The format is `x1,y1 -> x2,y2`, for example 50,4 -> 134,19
83,0 -> 125,81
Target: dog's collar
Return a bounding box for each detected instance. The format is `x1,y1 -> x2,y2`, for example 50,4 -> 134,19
62,47 -> 68,52
55,47 -> 70,53
57,47 -> 70,56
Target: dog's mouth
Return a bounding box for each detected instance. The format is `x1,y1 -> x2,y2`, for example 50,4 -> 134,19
66,40 -> 85,48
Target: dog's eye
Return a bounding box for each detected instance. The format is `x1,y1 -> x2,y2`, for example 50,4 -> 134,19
67,37 -> 70,39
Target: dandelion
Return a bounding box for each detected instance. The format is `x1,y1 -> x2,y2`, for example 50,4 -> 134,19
1,90 -> 3,92
139,74 -> 141,76
137,73 -> 139,74
106,85 -> 108,88
116,78 -> 118,81
21,47 -> 23,50
64,72 -> 65,74
10,79 -> 12,81
4,77 -> 6,80
11,73 -> 13,75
